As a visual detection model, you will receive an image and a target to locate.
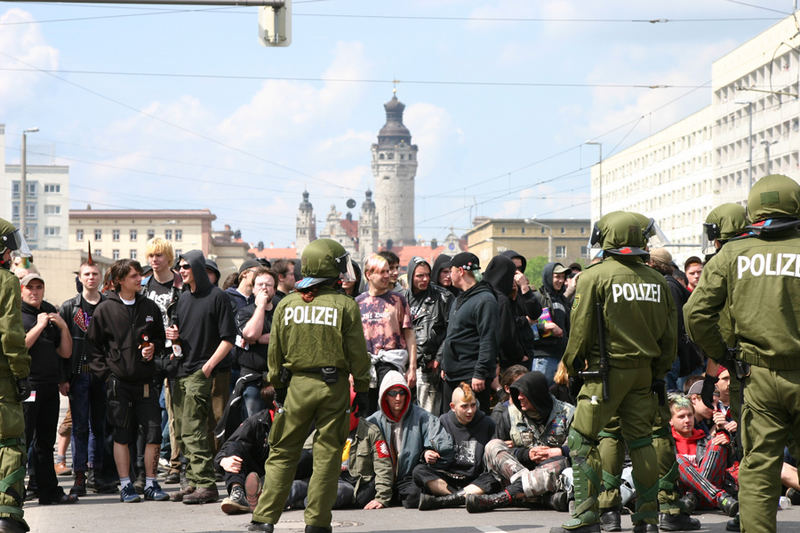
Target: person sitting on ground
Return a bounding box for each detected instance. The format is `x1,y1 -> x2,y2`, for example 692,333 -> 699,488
669,392 -> 739,518
367,370 -> 453,509
416,383 -> 497,510
216,386 -> 275,515
490,365 -> 528,441
467,371 -> 573,513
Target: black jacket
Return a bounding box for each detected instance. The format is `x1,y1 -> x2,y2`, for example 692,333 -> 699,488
175,250 -> 236,378
22,300 -> 67,386
87,291 -> 165,383
484,255 -> 526,369
403,257 -> 451,368
214,408 -> 272,476
438,409 -> 495,480
532,262 -> 571,358
441,281 -> 498,382
234,303 -> 272,373
431,254 -> 459,299
59,293 -> 106,379
665,274 -> 703,377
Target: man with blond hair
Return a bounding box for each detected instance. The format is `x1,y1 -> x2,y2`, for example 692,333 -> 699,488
356,254 -> 417,415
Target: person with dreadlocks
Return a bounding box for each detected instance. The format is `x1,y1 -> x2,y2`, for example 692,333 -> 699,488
248,239 -> 371,533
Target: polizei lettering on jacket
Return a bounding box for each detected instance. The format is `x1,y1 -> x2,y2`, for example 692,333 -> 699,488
611,283 -> 662,303
283,305 -> 339,327
737,253 -> 800,280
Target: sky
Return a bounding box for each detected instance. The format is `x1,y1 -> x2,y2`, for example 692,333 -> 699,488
0,0 -> 795,247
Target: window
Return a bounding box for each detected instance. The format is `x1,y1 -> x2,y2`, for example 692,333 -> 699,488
130,229 -> 137,241
581,227 -> 586,235
501,227 -> 506,234
95,249 -> 102,256
112,249 -> 120,260
555,246 -> 567,258
560,227 -> 565,234
23,224 -> 36,240
164,229 -> 173,240
130,249 -> 138,260
44,205 -> 61,215
174,249 -> 182,257
25,204 -> 36,218
175,229 -> 182,241
44,184 -> 61,193
147,229 -> 155,240
12,205 -> 18,219
44,226 -> 60,236
94,229 -> 102,241
521,227 -> 526,234
112,229 -> 120,241
581,246 -> 590,257
76,229 -> 84,241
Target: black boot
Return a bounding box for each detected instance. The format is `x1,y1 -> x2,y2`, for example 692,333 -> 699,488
659,512 -> 700,531
418,490 -> 466,510
632,523 -> 658,533
548,491 -> 569,512
678,492 -> 698,515
599,509 -> 621,532
466,490 -> 524,513
725,515 -> 740,532
247,523 -> 274,533
70,471 -> 87,497
86,469 -> 96,490
0,517 -> 27,533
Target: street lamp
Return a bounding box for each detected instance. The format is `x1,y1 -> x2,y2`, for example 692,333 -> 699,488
761,139 -> 778,175
585,141 -> 603,219
20,127 -> 39,240
524,217 -> 553,262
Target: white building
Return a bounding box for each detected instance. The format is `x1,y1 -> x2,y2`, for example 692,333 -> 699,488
593,13 -> 800,263
0,125 -> 70,250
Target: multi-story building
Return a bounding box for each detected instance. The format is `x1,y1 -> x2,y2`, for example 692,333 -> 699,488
1,125 -> 70,250
466,217 -> 591,267
593,13 -> 800,263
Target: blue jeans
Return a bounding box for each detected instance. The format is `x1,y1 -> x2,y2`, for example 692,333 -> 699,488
530,356 -> 560,386
242,383 -> 265,419
69,372 -> 106,473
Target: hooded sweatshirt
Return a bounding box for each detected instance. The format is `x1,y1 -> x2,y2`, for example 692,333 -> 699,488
441,280 -> 498,383
438,406 -> 495,481
431,254 -> 459,298
403,257 -> 450,367
500,249 -> 542,321
532,262 -> 571,358
175,250 -> 236,378
22,299 -> 65,386
483,255 -> 525,368
367,370 -> 454,479
87,291 -> 165,383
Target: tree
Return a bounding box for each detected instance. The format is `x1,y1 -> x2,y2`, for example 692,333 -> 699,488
524,256 -> 550,290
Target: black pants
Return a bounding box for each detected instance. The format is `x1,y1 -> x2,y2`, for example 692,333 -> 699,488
392,474 -> 422,508
412,463 -> 500,494
23,383 -> 62,502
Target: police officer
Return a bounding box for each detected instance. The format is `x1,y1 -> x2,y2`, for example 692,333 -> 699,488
0,218 -> 32,533
685,175 -> 800,533
551,211 -> 676,533
248,239 -> 371,533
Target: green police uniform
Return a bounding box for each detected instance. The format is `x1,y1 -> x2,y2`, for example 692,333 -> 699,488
685,175 -> 800,533
0,219 -> 31,533
250,239 -> 370,533
552,212 -> 676,533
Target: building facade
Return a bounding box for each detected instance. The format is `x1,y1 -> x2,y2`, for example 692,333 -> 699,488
466,217 -> 591,267
593,13 -> 800,263
1,125 -> 70,250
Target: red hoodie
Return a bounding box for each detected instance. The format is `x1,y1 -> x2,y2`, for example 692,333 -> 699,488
672,425 -> 706,461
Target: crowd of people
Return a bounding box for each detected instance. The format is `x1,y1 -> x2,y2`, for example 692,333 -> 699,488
0,174 -> 799,533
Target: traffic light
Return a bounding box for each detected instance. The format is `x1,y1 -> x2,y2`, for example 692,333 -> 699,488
258,0 -> 291,47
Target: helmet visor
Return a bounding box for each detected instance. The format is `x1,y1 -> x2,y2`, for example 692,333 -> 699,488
2,229 -> 32,257
701,223 -> 720,256
643,219 -> 670,249
335,252 -> 356,282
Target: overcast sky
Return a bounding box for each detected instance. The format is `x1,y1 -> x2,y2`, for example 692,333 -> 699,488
0,0 -> 792,247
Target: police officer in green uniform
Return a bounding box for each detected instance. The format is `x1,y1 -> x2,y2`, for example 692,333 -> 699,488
597,214 -> 700,533
0,219 -> 32,533
248,239 -> 371,533
551,211 -> 677,533
685,175 -> 800,533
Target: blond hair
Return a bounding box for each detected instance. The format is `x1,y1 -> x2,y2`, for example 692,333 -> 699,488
364,254 -> 389,276
145,237 -> 174,266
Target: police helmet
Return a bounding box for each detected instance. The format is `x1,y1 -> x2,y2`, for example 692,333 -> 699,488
747,174 -> 800,223
296,238 -> 355,290
702,203 -> 747,255
0,217 -> 32,268
590,211 -> 649,257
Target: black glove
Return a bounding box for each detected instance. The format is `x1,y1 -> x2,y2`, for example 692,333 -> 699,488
700,374 -> 719,410
16,377 -> 30,402
651,379 -> 666,406
275,386 -> 287,407
352,391 -> 369,418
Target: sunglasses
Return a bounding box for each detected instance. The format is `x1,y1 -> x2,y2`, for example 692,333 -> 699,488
178,264 -> 192,271
386,389 -> 407,397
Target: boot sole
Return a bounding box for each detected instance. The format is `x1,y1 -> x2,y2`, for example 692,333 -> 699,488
221,499 -> 251,514
245,473 -> 262,511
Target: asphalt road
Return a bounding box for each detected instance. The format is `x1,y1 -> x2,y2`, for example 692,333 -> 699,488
24,479 -> 800,533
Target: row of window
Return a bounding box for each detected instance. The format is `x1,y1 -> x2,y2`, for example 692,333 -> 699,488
99,249 -> 183,261
498,225 -> 587,235
75,228 -> 182,242
377,152 -> 415,161
11,182 -> 62,196
12,203 -> 63,218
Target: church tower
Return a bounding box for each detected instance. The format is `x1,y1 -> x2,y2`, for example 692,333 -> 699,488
295,190 -> 316,256
358,189 -> 379,260
372,91 -> 418,246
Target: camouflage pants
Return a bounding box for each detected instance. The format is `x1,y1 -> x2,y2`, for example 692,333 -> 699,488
484,439 -> 565,497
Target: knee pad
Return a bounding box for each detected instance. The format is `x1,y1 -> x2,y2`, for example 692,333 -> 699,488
658,461 -> 679,491
568,428 -> 596,462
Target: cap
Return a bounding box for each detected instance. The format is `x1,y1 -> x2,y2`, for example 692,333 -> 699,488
649,247 -> 673,265
552,264 -> 570,275
20,272 -> 44,286
686,380 -> 704,397
238,259 -> 261,274
451,252 -> 480,271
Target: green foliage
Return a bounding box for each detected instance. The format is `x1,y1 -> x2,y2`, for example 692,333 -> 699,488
524,256 -> 549,289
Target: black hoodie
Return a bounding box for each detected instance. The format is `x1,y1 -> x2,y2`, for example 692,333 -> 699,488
500,249 -> 542,322
403,257 -> 451,367
175,250 -> 236,378
483,255 -> 525,369
441,281 -> 498,383
431,254 -> 459,298
87,291 -> 165,383
532,262 -> 571,358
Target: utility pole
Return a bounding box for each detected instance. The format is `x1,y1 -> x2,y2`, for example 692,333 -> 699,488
585,141 -> 603,220
20,128 -> 39,240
